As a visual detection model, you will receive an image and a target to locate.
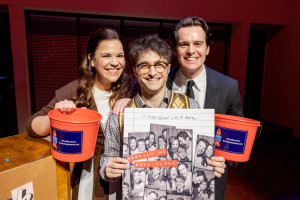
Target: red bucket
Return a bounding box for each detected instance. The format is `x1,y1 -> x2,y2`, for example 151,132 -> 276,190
214,114 -> 261,162
48,108 -> 102,162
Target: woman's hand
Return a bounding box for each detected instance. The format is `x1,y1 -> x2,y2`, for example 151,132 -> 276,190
207,156 -> 226,177
55,100 -> 76,114
105,157 -> 128,179
112,98 -> 131,115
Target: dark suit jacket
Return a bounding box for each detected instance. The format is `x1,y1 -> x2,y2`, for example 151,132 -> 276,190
167,66 -> 244,200
167,66 -> 244,117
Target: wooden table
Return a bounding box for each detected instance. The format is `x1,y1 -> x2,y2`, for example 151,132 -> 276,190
0,133 -> 71,200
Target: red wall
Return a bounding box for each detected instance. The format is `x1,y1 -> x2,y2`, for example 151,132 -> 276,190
261,0 -> 300,138
2,0 -> 299,136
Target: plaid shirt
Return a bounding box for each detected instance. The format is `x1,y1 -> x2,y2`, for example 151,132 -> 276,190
100,88 -> 200,181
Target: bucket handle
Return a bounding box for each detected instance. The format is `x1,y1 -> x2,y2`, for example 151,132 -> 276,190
255,124 -> 263,139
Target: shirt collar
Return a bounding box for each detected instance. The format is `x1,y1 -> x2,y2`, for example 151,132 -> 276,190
133,88 -> 171,108
175,65 -> 206,90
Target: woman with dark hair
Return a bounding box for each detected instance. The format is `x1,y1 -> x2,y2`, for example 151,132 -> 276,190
129,136 -> 139,155
166,166 -> 178,193
196,177 -> 209,200
207,179 -> 215,200
203,144 -> 214,170
131,170 -> 144,197
26,27 -> 137,200
168,136 -> 179,160
194,138 -> 209,168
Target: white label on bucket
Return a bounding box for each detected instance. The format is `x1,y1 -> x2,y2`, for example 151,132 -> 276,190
214,126 -> 248,154
51,126 -> 83,154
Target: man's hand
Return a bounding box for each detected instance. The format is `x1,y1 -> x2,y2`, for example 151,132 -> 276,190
112,98 -> 131,115
105,157 -> 128,179
207,156 -> 226,178
55,100 -> 76,114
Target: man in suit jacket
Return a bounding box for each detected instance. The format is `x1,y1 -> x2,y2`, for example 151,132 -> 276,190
167,16 -> 244,200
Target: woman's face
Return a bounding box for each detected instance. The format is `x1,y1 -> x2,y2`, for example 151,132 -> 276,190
158,138 -> 166,148
196,140 -> 207,155
171,139 -> 179,151
200,181 -> 207,190
89,39 -> 125,90
130,138 -> 137,151
138,141 -> 146,152
133,171 -> 141,183
193,173 -> 204,184
210,180 -> 215,192
170,167 -> 178,179
205,145 -> 213,157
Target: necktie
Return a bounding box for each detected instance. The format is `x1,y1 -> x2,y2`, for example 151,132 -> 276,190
186,80 -> 195,99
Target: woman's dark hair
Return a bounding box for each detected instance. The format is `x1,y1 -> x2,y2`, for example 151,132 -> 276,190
74,27 -> 137,108
131,169 -> 141,189
207,179 -> 215,199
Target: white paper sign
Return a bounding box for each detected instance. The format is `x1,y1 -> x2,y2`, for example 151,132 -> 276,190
11,182 -> 34,200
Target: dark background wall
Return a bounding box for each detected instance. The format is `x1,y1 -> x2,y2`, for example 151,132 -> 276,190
1,0 -> 299,139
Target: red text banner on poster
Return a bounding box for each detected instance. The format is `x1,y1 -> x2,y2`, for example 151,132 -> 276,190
127,149 -> 168,162
134,160 -> 178,168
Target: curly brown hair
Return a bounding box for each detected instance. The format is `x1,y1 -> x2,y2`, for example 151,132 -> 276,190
74,28 -> 137,108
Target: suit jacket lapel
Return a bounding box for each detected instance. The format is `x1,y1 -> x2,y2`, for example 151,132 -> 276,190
204,66 -> 220,109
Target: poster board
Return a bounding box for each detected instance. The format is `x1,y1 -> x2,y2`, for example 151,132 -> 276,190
122,108 -> 215,200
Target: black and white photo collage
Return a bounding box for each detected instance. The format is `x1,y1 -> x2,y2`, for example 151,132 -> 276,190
122,124 -> 215,200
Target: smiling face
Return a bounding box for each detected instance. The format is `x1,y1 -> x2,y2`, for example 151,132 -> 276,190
169,167 -> 178,179
158,137 -> 166,148
178,164 -> 188,177
196,140 -> 207,155
130,138 -> 137,151
175,177 -> 185,190
171,139 -> 179,151
205,144 -> 214,157
133,171 -> 141,183
149,133 -> 155,147
175,26 -> 210,79
134,51 -> 170,98
138,140 -> 146,152
89,39 -> 125,90
200,181 -> 207,191
193,172 -> 204,184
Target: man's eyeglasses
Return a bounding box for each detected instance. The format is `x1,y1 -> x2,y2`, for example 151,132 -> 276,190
136,61 -> 169,74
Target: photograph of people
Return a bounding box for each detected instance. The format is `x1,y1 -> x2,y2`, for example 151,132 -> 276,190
157,135 -> 167,149
167,167 -> 178,193
176,130 -> 193,161
146,167 -> 166,189
194,136 -> 214,170
168,136 -> 179,160
194,177 -> 209,200
131,169 -> 145,197
172,176 -> 191,196
26,27 -> 137,199
148,132 -> 157,151
177,162 -> 192,193
177,145 -> 191,162
122,182 -> 130,200
146,191 -> 159,200
123,143 -> 129,159
129,136 -> 139,155
207,179 -> 215,200
192,169 -> 207,188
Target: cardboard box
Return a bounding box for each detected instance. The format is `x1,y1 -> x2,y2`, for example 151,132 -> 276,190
0,133 -> 70,200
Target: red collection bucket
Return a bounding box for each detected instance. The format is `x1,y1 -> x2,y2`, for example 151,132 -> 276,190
48,108 -> 102,162
214,114 -> 261,162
